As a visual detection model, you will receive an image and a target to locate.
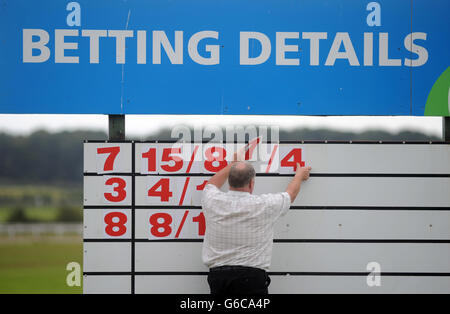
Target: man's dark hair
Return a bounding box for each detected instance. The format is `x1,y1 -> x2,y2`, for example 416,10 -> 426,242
228,162 -> 256,188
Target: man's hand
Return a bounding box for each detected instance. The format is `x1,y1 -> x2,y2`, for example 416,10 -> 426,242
295,163 -> 311,181
233,151 -> 239,163
233,144 -> 248,162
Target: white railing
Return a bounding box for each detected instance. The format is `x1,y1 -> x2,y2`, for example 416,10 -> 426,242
0,223 -> 82,237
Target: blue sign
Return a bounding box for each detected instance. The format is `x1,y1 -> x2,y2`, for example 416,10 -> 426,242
0,0 -> 449,115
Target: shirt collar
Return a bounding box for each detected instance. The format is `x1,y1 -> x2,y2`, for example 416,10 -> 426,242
227,190 -> 250,195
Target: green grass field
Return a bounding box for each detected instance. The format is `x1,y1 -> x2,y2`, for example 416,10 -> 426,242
0,237 -> 82,294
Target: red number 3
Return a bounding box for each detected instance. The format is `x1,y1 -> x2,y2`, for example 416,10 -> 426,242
104,177 -> 127,202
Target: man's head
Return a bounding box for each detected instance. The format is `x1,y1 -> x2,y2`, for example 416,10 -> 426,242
228,162 -> 256,193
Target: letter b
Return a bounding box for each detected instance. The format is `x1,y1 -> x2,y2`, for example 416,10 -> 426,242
23,29 -> 51,63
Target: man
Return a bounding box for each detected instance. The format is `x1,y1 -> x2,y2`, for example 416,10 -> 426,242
201,151 -> 311,294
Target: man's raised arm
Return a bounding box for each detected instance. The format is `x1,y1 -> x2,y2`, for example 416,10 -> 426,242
285,163 -> 311,203
207,152 -> 238,188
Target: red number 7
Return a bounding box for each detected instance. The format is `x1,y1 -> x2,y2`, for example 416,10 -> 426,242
97,146 -> 120,171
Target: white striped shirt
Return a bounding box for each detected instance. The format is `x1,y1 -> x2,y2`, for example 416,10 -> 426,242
201,184 -> 291,271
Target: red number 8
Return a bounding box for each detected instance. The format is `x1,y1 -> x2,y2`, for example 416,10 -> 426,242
149,213 -> 172,237
104,212 -> 127,237
204,146 -> 227,172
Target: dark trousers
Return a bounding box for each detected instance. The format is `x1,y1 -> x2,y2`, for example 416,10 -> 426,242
207,266 -> 271,295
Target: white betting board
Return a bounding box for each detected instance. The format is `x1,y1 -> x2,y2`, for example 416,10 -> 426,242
83,141 -> 450,294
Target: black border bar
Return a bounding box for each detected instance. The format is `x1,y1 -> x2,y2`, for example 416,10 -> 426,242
83,271 -> 450,277
84,205 -> 450,211
84,172 -> 450,177
83,238 -> 450,244
131,142 -> 136,294
84,140 -> 450,144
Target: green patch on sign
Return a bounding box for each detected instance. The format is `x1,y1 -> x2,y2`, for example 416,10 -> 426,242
424,66 -> 450,116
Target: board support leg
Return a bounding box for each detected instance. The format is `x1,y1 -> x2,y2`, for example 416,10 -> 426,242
109,114 -> 125,140
443,117 -> 450,142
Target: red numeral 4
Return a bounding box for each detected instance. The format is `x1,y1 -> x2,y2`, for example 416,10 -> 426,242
148,178 -> 173,202
280,148 -> 305,170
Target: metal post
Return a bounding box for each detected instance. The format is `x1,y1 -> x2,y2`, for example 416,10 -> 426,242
443,117 -> 450,142
108,114 -> 125,140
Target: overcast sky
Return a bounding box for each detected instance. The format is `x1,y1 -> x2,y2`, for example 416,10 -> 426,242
0,114 -> 444,139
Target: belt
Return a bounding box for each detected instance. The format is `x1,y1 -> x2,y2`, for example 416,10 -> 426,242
209,265 -> 266,273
